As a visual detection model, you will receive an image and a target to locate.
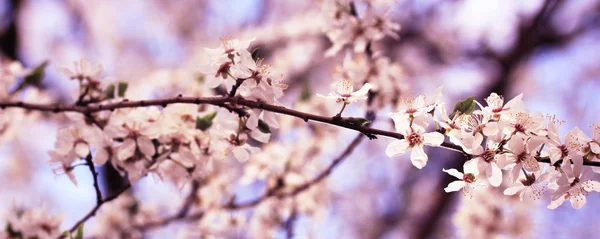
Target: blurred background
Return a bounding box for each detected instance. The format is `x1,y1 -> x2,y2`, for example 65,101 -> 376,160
1,0 -> 600,238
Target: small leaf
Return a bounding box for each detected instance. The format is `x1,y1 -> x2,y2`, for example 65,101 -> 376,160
300,82 -> 312,102
251,47 -> 260,61
74,223 -> 84,239
117,82 -> 128,97
104,84 -> 115,99
342,117 -> 371,126
450,95 -> 476,119
196,112 -> 217,131
11,61 -> 48,94
257,119 -> 271,134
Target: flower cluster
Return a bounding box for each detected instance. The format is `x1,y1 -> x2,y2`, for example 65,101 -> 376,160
321,0 -> 401,56
384,90 -> 600,209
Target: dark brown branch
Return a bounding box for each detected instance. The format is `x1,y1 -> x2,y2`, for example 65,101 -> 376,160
84,154 -> 103,205
0,96 -> 465,153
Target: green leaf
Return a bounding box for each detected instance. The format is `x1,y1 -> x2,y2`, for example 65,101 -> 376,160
251,47 -> 260,61
449,95 -> 476,119
341,117 -> 371,126
300,82 -> 312,102
196,112 -> 217,131
74,223 -> 84,239
11,61 -> 48,94
117,82 -> 128,97
257,119 -> 271,134
104,84 -> 116,99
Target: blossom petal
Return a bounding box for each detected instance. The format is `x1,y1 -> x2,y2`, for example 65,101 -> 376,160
444,181 -> 465,192
548,196 -> 566,209
590,142 -> 600,154
464,158 -> 479,174
571,196 -> 587,209
351,83 -> 372,97
410,146 -> 428,169
118,138 -> 136,161
504,185 -> 524,196
487,163 -> 503,187
137,136 -> 156,158
423,132 -> 444,146
94,148 -> 110,165
74,142 -> 90,158
385,140 -> 409,157
442,168 -> 463,179
482,122 -> 499,136
232,147 -> 249,162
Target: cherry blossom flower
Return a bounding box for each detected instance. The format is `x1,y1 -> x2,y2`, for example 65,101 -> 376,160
58,59 -> 103,81
386,117 -> 444,169
317,79 -> 372,103
464,135 -> 506,187
199,37 -> 256,91
442,167 -> 488,198
504,172 -> 548,201
54,123 -> 102,159
389,86 -> 442,130
503,111 -> 545,137
104,107 -> 160,161
548,155 -> 600,209
48,150 -> 78,185
545,122 -> 574,165
504,136 -> 546,181
324,7 -> 400,56
475,92 -> 524,121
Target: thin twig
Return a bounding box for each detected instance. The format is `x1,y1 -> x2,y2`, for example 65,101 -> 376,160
84,154 -> 103,205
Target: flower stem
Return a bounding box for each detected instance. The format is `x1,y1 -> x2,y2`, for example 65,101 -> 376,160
335,102 -> 348,119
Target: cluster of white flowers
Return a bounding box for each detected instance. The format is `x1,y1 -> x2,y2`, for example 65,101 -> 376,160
382,90 -> 600,209
321,0 -> 401,57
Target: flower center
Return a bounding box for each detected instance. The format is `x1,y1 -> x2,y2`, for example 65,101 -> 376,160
407,131 -> 423,147
481,150 -> 496,163
520,173 -> 536,186
336,79 -> 354,96
463,173 -> 476,183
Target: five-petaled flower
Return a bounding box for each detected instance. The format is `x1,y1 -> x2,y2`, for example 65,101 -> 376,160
442,167 -> 487,198
385,116 -> 444,169
317,79 -> 372,104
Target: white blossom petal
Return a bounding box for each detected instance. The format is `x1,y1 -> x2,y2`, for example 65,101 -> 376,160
423,132 -> 444,146
385,140 -> 409,157
442,168 -> 463,179
504,185 -> 524,196
488,163 -> 503,187
444,181 -> 465,192
410,146 -> 428,169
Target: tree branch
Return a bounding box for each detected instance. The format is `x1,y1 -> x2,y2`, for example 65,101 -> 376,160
0,96 -> 464,153
84,154 -> 103,205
